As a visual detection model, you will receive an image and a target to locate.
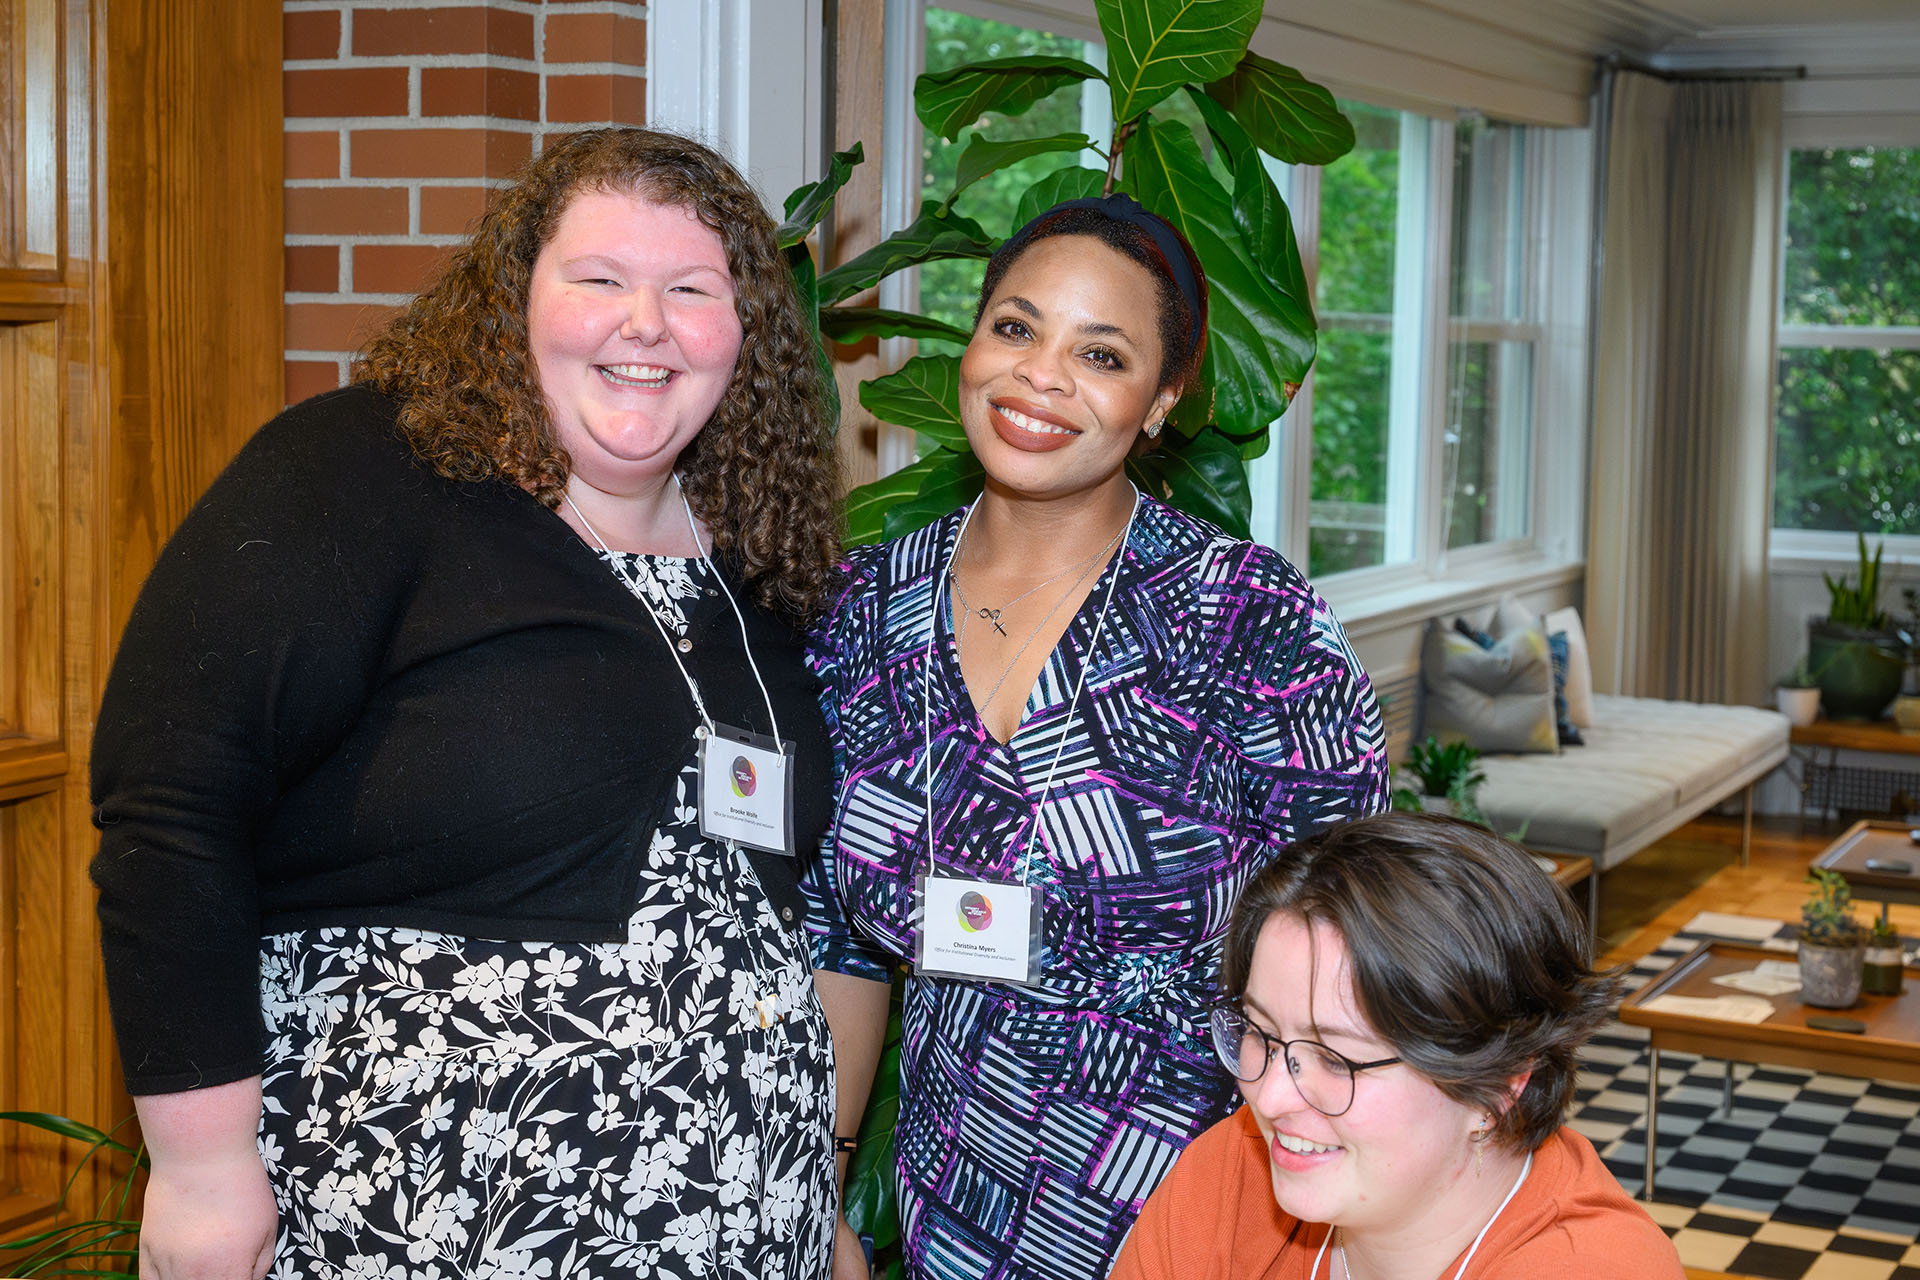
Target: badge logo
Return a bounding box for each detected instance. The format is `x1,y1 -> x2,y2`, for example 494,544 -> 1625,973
957,891 -> 993,933
730,756 -> 758,798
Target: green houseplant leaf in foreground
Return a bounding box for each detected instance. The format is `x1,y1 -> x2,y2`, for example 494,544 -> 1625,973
1095,0 -> 1263,123
915,55 -> 1105,142
1203,51 -> 1356,166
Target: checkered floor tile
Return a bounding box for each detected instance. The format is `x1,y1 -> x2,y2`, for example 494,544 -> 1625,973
1568,919 -> 1920,1279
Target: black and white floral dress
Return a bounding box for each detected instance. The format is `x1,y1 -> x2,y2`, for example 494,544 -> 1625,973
257,552 -> 836,1280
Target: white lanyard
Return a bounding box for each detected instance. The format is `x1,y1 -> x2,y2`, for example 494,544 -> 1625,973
564,479 -> 783,746
919,488 -> 1139,883
1310,1151 -> 1533,1280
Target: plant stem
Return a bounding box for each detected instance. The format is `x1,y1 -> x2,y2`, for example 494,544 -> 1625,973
1104,119 -> 1136,194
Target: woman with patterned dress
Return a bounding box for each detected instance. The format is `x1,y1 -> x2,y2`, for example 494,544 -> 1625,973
91,129 -> 841,1280
804,195 -> 1390,1280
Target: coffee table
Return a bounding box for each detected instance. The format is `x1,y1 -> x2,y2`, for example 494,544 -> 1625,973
1812,819 -> 1920,918
1616,940 -> 1920,1199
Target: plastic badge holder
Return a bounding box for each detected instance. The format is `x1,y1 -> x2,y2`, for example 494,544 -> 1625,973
697,722 -> 796,856
913,869 -> 1045,987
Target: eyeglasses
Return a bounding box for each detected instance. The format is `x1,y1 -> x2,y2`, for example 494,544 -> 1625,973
1208,1003 -> 1401,1118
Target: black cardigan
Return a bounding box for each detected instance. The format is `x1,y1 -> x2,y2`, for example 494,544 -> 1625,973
91,385 -> 831,1094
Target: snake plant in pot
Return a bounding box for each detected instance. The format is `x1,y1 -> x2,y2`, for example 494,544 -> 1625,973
776,0 -> 1355,548
1810,532 -> 1905,721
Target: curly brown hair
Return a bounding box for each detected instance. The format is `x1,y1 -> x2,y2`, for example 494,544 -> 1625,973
355,127 -> 840,621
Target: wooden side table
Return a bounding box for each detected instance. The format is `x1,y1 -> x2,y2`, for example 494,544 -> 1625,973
1789,717 -> 1920,828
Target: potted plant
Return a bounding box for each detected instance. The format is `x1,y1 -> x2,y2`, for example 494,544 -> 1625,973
1390,737 -> 1488,826
1798,868 -> 1867,1009
1774,656 -> 1823,728
1810,532 -> 1905,721
1862,916 -> 1905,996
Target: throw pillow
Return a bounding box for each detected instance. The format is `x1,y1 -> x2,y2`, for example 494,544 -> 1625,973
1543,606 -> 1594,727
1420,621 -> 1559,755
1547,631 -> 1585,747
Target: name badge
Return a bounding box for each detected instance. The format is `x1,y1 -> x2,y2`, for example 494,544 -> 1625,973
698,722 -> 795,856
914,872 -> 1043,986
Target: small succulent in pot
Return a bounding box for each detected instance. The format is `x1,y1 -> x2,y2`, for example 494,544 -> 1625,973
1799,868 -> 1867,1009
1801,868 -> 1865,946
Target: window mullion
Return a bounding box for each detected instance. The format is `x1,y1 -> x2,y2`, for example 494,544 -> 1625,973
1404,114 -> 1452,573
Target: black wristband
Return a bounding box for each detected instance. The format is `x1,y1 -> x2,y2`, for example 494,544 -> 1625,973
834,1135 -> 859,1154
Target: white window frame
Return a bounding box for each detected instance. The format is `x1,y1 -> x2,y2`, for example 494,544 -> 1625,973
1770,137 -> 1920,569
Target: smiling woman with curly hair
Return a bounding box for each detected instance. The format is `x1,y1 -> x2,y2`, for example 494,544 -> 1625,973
92,128 -> 843,1279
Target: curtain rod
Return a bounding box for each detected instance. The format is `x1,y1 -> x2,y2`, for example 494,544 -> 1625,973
1599,52 -> 1807,82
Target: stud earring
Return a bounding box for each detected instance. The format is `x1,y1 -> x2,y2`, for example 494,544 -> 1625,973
1144,419 -> 1164,439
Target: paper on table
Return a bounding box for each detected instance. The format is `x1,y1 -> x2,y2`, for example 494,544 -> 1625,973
1639,993 -> 1776,1024
1712,968 -> 1801,996
1682,912 -> 1786,943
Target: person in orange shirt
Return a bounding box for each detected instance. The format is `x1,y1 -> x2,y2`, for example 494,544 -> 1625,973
1113,813 -> 1683,1280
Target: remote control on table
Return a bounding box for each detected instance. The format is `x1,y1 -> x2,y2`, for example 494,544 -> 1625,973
1805,1015 -> 1867,1034
1865,857 -> 1914,874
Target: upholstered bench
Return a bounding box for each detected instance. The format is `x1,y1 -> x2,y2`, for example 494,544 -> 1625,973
1472,693 -> 1790,929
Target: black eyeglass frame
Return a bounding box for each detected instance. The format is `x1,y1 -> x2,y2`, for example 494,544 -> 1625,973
1208,1003 -> 1402,1118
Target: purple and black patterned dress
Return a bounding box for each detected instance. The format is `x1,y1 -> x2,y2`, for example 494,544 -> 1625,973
802,495 -> 1388,1280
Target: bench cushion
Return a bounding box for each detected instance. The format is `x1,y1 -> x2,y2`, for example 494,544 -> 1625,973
1474,694 -> 1789,865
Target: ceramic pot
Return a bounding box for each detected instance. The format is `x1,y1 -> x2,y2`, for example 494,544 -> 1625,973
1809,621 -> 1905,721
1775,685 -> 1821,728
1798,938 -> 1864,1009
1894,694 -> 1920,736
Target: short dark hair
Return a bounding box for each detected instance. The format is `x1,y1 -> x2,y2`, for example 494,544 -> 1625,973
1221,813 -> 1620,1152
972,204 -> 1209,399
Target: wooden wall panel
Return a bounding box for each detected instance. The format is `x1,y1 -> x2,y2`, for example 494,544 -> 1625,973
0,0 -> 282,1238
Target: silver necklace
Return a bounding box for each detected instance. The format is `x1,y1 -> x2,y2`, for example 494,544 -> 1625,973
958,529 -> 1121,718
951,540 -> 1113,636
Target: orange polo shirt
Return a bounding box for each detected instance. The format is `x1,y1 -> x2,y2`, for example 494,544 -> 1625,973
1112,1106 -> 1683,1280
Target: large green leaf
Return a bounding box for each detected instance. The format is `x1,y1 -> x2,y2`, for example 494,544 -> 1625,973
816,207 -> 996,306
916,55 -> 1106,142
844,454 -> 945,547
820,307 -> 972,347
1094,0 -> 1262,123
1122,116 -> 1314,437
857,355 -> 966,449
1009,164 -> 1109,233
776,142 -> 864,249
1127,424 -> 1253,537
882,449 -> 985,541
1203,52 -> 1355,166
1186,89 -> 1309,309
945,133 -> 1093,212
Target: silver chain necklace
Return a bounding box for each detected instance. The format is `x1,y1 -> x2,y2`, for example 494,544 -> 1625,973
951,538 -> 1113,637
955,522 -> 1127,717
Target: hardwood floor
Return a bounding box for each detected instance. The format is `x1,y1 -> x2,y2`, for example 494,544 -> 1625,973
1598,814 -> 1920,970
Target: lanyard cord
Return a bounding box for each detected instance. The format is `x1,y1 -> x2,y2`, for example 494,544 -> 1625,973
921,488 -> 1140,884
1311,1150 -> 1534,1280
563,480 -> 783,746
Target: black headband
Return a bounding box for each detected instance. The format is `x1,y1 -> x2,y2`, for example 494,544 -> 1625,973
1000,193 -> 1205,358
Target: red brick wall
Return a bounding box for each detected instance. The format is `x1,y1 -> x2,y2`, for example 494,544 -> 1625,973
283,2 -> 649,403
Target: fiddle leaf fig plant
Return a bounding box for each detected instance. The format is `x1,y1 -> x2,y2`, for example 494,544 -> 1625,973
779,0 -> 1354,545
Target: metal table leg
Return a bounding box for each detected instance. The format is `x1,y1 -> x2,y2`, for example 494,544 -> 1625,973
1720,1059 -> 1734,1117
1642,1046 -> 1660,1201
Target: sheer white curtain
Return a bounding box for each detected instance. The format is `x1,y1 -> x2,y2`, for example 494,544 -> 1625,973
1586,69 -> 1783,706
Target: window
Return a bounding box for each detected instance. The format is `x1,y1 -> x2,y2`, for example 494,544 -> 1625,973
1287,110 -> 1550,582
1773,146 -> 1920,539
